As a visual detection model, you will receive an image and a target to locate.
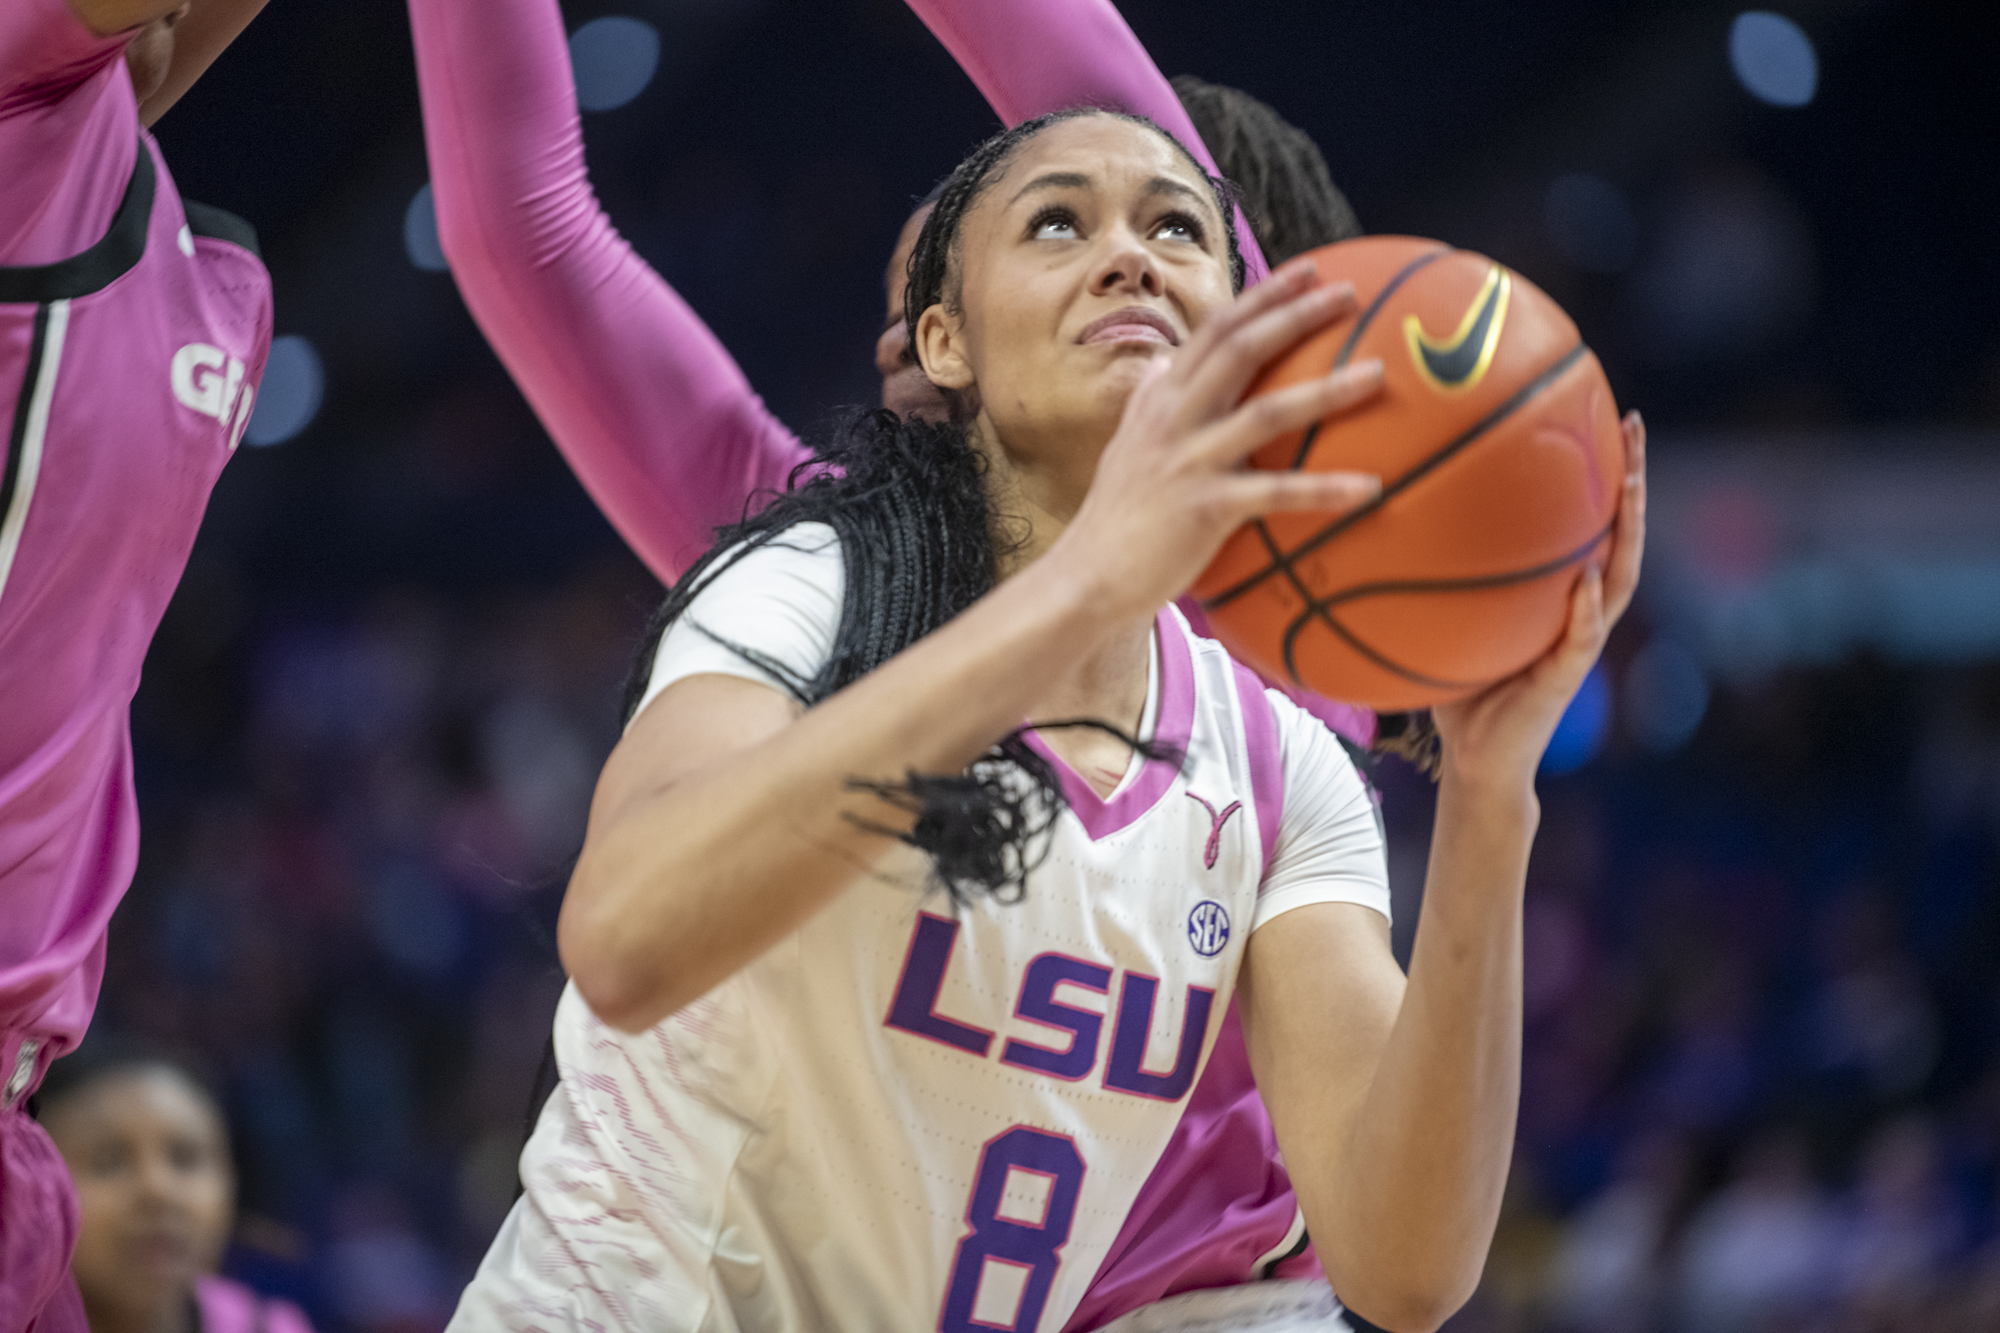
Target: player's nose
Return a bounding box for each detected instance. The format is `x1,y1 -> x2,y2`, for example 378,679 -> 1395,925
1089,228 -> 1163,298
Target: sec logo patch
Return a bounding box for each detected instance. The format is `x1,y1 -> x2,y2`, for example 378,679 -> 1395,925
1186,901 -> 1231,957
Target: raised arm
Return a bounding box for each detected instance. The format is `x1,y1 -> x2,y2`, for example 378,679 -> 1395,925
1240,414 -> 1647,1332
905,0 -> 1268,285
407,0 -> 809,584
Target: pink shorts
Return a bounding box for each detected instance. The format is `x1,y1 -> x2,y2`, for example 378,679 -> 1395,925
1,1039 -> 86,1333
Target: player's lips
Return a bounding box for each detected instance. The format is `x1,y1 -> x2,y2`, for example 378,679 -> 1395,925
1078,307 -> 1180,347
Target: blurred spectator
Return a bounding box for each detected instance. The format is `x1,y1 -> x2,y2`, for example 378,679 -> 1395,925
1827,1115 -> 1965,1319
1548,1131 -> 1695,1332
38,1042 -> 315,1333
1674,1127 -> 1834,1332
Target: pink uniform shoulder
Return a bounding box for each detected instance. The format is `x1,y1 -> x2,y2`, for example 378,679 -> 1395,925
0,0 -> 137,268
196,1275 -> 320,1333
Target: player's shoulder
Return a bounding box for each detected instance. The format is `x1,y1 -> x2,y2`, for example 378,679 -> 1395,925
684,521 -> 842,603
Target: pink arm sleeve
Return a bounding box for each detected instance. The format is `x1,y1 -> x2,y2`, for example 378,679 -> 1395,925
905,0 -> 1269,286
0,0 -> 134,265
407,0 -> 809,584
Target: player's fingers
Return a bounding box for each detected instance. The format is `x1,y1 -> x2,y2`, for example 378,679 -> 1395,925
1194,360 -> 1384,468
1601,411 -> 1647,624
1528,564 -> 1607,695
1174,258 -> 1321,370
1208,469 -> 1381,528
1176,282 -> 1360,426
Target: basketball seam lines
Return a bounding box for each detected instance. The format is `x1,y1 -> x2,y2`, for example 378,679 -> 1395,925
1279,517 -> 1617,692
1332,248 -> 1450,371
1281,249 -> 1451,472
1202,341 -> 1590,611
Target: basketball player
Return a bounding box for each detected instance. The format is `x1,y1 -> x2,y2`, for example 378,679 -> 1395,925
407,0 -> 1386,1317
1,3 -> 287,1328
446,102 -> 1647,1331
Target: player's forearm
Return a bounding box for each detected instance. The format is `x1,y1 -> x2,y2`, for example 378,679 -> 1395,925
562,556 -> 1133,1032
1317,774 -> 1534,1332
137,0 -> 269,125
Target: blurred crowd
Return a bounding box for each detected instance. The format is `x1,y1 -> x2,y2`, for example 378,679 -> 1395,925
86,515 -> 2000,1333
1432,654 -> 2000,1333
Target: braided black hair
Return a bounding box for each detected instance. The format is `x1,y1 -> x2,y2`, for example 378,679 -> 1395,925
625,110 -> 1232,904
1171,75 -> 1362,266
905,107 -> 1245,356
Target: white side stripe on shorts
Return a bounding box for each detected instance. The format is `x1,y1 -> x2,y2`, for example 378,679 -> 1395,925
1252,1204 -> 1310,1275
0,299 -> 70,609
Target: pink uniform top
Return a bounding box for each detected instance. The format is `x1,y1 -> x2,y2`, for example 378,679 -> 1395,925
412,0 -> 1371,1322
0,0 -> 272,1085
195,1275 -> 316,1333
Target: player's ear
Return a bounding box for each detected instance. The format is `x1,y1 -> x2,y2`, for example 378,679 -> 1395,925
915,304 -> 975,392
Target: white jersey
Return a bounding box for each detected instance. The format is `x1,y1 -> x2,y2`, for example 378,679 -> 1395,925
453,524 -> 1388,1333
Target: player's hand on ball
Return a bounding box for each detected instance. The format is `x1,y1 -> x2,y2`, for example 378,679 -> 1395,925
1055,258 -> 1385,622
1431,409 -> 1647,790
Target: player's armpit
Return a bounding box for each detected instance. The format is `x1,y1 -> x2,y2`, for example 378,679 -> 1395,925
137,0 -> 270,125
64,0 -> 185,37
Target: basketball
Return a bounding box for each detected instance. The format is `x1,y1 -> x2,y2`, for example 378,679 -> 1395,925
1193,236 -> 1625,712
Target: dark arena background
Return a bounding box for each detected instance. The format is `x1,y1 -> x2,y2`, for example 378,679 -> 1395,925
92,0 -> 2000,1327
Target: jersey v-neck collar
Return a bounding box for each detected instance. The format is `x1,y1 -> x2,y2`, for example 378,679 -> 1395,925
1022,609 -> 1193,842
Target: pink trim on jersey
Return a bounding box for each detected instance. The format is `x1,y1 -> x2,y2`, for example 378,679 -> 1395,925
1061,999 -> 1315,1331
1230,660 -> 1286,872
1181,599 -> 1377,751
1022,611 -> 1193,842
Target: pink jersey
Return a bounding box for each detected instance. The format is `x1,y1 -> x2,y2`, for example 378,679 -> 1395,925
412,0 -> 1373,1322
0,0 -> 272,1084
196,1275 -> 317,1333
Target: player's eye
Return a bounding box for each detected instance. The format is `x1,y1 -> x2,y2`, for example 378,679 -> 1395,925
1028,206 -> 1080,241
1151,211 -> 1206,245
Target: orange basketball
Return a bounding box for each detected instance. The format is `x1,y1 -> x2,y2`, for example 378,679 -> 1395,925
1193,236 -> 1624,712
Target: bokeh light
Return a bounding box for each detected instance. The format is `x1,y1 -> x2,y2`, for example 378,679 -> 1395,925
570,16 -> 662,113
404,183 -> 448,273
1730,11 -> 1818,107
243,335 -> 324,447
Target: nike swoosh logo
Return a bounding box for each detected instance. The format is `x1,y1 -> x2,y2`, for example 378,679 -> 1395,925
1403,264 -> 1511,393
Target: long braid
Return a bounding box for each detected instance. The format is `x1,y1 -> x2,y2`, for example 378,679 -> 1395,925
624,110 -> 1235,904
1170,74 -> 1362,267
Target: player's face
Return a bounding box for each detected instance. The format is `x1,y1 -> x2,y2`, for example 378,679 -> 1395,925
917,116 -> 1234,496
122,5 -> 191,108
44,1070 -> 234,1325
876,204 -> 948,423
